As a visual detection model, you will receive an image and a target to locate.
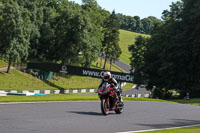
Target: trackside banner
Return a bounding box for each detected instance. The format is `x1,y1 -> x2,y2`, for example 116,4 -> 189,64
27,62 -> 134,83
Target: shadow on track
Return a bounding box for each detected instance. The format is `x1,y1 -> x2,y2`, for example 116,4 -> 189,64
67,111 -> 102,116
136,119 -> 200,128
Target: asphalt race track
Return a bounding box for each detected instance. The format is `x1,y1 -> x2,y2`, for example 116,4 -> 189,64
0,101 -> 200,133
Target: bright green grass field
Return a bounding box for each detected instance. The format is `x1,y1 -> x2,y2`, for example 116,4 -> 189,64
140,126 -> 200,133
119,30 -> 150,65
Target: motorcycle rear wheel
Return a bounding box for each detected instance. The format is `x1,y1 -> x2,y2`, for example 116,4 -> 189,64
101,98 -> 109,115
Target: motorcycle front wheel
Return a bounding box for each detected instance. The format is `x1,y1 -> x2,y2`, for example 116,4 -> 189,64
101,98 -> 109,115
115,100 -> 124,114
115,106 -> 123,114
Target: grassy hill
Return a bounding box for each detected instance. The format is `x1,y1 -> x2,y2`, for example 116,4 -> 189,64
0,29 -> 144,91
0,69 -> 101,91
119,30 -> 150,65
0,59 -> 134,91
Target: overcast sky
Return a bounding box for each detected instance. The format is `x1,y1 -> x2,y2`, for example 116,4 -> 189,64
69,0 -> 180,19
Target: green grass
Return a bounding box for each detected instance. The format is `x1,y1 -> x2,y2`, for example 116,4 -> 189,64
123,82 -> 134,91
0,94 -> 166,103
124,97 -> 169,102
0,69 -> 132,91
0,70 -> 56,90
0,58 -> 132,90
140,126 -> 200,133
0,69 -> 102,90
170,98 -> 200,106
119,30 -> 150,64
0,60 -> 7,68
48,75 -> 101,89
0,94 -> 99,102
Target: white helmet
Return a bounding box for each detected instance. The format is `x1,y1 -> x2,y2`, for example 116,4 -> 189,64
103,72 -> 111,81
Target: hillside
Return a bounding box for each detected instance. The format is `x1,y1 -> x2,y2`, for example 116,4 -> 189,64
0,59 -> 133,91
119,29 -> 150,65
0,30 -> 145,91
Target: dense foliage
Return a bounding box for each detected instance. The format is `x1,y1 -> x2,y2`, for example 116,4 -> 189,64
0,0 -> 120,72
129,0 -> 200,98
0,0 -> 33,73
102,11 -> 121,69
117,14 -> 161,34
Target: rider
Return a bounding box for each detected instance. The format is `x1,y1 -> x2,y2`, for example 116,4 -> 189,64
98,71 -> 122,103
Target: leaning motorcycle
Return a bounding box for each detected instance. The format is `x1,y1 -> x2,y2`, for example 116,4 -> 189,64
98,82 -> 124,115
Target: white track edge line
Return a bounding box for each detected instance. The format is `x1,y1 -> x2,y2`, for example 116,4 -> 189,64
116,124 -> 200,133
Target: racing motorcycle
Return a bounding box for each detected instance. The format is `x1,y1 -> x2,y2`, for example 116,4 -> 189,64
98,82 -> 124,115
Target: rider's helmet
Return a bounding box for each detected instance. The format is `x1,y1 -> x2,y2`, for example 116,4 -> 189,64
103,72 -> 111,81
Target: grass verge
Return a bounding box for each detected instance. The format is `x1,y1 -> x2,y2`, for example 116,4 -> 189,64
140,126 -> 200,133
123,83 -> 134,91
0,94 -> 167,103
170,98 -> 200,106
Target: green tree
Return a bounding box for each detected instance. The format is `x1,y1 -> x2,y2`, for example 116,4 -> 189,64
102,11 -> 121,69
81,0 -> 109,67
178,0 -> 200,97
133,16 -> 143,33
52,1 -> 85,64
130,0 -> 200,98
141,2 -> 183,98
141,16 -> 161,34
0,0 -> 32,73
117,13 -> 161,34
129,36 -> 148,84
128,16 -> 136,31
33,0 -> 59,61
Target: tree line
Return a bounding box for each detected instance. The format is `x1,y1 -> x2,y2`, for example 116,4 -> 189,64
129,0 -> 200,98
0,0 -> 122,73
117,14 -> 161,34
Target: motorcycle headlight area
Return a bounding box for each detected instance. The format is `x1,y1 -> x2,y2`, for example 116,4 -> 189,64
104,89 -> 111,94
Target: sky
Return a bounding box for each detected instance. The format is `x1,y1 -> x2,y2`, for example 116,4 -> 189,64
69,0 -> 179,19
